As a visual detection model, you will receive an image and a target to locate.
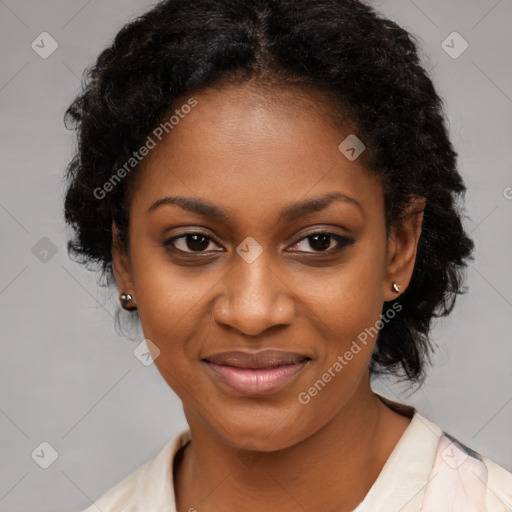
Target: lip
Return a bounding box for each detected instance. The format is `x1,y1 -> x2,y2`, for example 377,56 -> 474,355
203,350 -> 311,396
204,350 -> 310,368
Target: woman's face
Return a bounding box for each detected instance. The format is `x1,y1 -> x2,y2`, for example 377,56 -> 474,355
113,84 -> 421,451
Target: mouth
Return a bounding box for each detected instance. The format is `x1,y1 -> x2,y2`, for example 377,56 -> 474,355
202,350 -> 311,396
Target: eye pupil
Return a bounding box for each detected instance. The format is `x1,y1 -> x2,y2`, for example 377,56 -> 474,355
187,234 -> 209,251
309,233 -> 331,251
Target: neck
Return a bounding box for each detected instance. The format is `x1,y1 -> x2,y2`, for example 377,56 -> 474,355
174,380 -> 412,512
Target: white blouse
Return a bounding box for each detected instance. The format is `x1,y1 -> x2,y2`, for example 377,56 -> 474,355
82,410 -> 512,511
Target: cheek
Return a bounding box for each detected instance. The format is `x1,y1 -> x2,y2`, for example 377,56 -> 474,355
303,237 -> 387,338
295,237 -> 387,410
128,245 -> 217,388
129,235 -> 214,335
140,307 -> 209,402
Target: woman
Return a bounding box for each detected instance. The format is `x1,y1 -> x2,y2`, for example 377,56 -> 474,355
63,0 -> 512,510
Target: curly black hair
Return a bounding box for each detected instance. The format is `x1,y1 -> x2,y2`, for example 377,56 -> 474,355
63,0 -> 474,385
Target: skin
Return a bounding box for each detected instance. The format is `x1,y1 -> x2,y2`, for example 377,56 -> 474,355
112,83 -> 426,512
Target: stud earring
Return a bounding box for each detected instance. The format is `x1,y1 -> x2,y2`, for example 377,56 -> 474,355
120,293 -> 137,310
392,282 -> 401,294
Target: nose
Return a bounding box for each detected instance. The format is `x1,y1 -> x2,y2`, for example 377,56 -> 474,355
211,251 -> 296,336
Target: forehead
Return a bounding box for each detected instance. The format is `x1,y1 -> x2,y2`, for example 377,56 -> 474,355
129,84 -> 383,226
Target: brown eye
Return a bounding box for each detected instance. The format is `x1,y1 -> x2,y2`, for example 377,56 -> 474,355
164,232 -> 221,253
290,232 -> 355,253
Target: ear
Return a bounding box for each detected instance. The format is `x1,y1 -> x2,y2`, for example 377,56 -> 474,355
383,195 -> 426,302
111,221 -> 136,303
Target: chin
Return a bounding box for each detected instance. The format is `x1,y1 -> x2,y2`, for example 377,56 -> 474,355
206,406 -> 317,453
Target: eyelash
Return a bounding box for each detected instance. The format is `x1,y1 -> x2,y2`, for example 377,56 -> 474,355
163,230 -> 355,256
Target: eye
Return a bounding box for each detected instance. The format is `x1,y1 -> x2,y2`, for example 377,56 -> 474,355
164,232 -> 222,254
163,230 -> 354,256
288,231 -> 355,253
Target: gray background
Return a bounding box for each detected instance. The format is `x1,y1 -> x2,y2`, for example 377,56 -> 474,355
0,0 -> 511,510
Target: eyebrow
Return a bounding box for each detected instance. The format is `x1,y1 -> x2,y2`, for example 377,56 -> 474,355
146,192 -> 363,222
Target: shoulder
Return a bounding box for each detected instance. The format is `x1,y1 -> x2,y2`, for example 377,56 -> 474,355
481,454 -> 512,511
81,429 -> 191,512
417,414 -> 512,512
